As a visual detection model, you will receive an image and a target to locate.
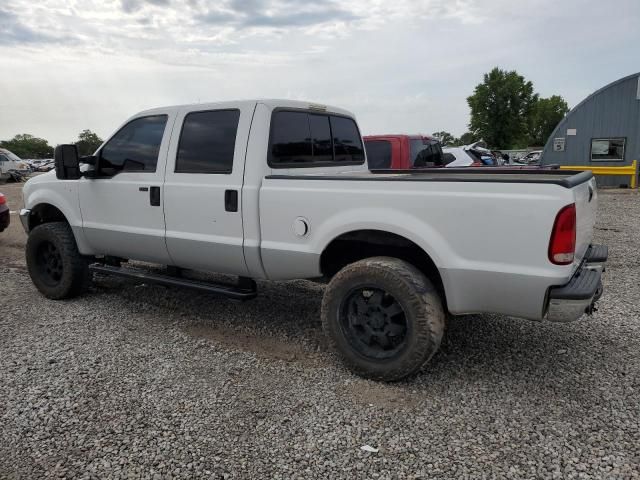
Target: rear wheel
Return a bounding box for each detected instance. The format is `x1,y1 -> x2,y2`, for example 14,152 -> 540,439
26,222 -> 91,299
322,256 -> 445,381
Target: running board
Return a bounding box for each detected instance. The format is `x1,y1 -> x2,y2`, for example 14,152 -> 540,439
89,264 -> 257,300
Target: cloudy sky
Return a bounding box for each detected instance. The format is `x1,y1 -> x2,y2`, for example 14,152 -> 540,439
0,0 -> 639,145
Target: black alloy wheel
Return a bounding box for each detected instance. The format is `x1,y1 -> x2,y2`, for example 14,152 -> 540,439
340,286 -> 408,360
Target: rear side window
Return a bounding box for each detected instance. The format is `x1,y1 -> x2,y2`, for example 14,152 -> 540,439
99,115 -> 167,175
365,140 -> 392,169
176,109 -> 240,174
269,110 -> 365,167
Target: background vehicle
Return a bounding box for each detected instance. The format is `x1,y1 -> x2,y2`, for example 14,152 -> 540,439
26,159 -> 55,172
518,150 -> 543,165
0,193 -> 9,232
0,148 -> 31,181
20,99 -> 606,381
364,134 -> 445,169
441,146 -> 482,167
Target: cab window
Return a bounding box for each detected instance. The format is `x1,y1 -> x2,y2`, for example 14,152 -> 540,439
269,110 -> 365,168
175,109 -> 240,174
99,115 -> 167,176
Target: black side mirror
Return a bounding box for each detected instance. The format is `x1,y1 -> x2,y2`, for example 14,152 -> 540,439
54,144 -> 81,180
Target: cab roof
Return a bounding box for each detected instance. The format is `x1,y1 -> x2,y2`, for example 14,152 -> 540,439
136,99 -> 356,119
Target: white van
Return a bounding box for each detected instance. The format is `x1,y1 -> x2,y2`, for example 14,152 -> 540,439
0,148 -> 31,181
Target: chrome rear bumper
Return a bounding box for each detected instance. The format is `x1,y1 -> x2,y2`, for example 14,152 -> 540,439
545,244 -> 608,322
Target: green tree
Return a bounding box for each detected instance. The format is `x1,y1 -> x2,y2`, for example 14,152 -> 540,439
75,129 -> 103,156
458,132 -> 476,146
0,134 -> 54,159
467,67 -> 537,149
431,131 -> 458,147
528,95 -> 569,146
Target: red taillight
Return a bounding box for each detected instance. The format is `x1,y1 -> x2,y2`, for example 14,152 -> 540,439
0,194 -> 6,206
549,203 -> 576,265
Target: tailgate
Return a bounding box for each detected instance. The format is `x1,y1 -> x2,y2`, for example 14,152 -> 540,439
573,176 -> 598,263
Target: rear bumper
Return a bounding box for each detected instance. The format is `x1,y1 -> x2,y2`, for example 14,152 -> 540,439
545,244 -> 608,322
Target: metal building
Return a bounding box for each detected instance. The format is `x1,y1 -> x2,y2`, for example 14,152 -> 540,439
541,72 -> 640,187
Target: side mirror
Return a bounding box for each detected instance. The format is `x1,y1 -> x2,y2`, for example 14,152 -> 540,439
54,144 -> 81,180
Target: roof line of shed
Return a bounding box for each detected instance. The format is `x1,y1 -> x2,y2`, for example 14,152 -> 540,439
543,72 -> 640,154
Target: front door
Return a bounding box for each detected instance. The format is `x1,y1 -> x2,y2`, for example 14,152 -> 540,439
163,103 -> 254,276
79,112 -> 175,264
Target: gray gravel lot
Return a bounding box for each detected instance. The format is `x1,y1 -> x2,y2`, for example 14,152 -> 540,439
1,185 -> 639,479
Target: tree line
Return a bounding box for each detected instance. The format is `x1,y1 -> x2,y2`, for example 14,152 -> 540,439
0,130 -> 103,159
433,66 -> 569,149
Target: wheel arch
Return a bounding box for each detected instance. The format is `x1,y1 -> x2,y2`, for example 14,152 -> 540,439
28,203 -> 69,231
319,229 -> 448,310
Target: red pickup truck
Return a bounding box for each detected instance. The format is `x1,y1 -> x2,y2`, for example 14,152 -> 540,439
363,134 -> 446,169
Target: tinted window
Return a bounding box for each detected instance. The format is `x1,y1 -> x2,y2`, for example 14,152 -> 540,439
365,140 -> 392,169
99,115 -> 167,175
176,110 -> 240,174
270,111 -> 312,165
591,138 -> 625,161
270,111 -> 365,167
309,114 -> 332,162
442,152 -> 456,165
411,139 -> 444,167
331,116 -> 365,162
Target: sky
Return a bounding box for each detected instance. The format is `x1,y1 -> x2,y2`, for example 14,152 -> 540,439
0,0 -> 639,145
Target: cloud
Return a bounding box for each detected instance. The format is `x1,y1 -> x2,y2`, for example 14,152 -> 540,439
197,0 -> 359,29
0,8 -> 68,45
121,0 -> 171,13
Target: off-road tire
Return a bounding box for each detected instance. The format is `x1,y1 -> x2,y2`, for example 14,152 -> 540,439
26,222 -> 91,299
322,256 -> 445,381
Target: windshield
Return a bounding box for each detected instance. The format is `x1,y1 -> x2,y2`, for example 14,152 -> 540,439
410,139 -> 444,167
0,150 -> 22,162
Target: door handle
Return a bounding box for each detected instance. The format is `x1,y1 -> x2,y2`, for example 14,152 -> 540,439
149,186 -> 161,206
225,190 -> 238,212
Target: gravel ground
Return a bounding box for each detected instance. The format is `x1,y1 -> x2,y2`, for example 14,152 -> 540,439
0,184 -> 639,479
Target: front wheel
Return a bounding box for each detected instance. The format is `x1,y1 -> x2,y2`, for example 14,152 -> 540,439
321,257 -> 445,381
26,222 -> 91,299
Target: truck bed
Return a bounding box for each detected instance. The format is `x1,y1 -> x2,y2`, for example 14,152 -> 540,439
267,169 -> 593,188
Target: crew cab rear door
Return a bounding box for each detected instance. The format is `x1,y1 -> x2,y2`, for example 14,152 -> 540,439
162,102 -> 256,276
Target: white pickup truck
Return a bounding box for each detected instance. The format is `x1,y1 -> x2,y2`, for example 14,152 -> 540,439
20,99 -> 607,381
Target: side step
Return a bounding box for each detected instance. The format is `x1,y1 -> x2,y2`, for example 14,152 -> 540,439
89,264 -> 257,300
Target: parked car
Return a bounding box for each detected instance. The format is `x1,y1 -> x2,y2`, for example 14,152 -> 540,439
519,150 -> 543,165
363,134 -> 445,169
441,146 -> 482,167
20,99 -> 607,381
442,141 -> 503,167
0,193 -> 9,232
36,160 -> 55,172
0,148 -> 31,181
27,159 -> 54,171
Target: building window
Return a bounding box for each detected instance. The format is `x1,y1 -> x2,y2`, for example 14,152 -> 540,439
591,138 -> 625,162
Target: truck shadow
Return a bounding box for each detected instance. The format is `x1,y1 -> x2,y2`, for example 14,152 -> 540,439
93,275 -> 630,409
